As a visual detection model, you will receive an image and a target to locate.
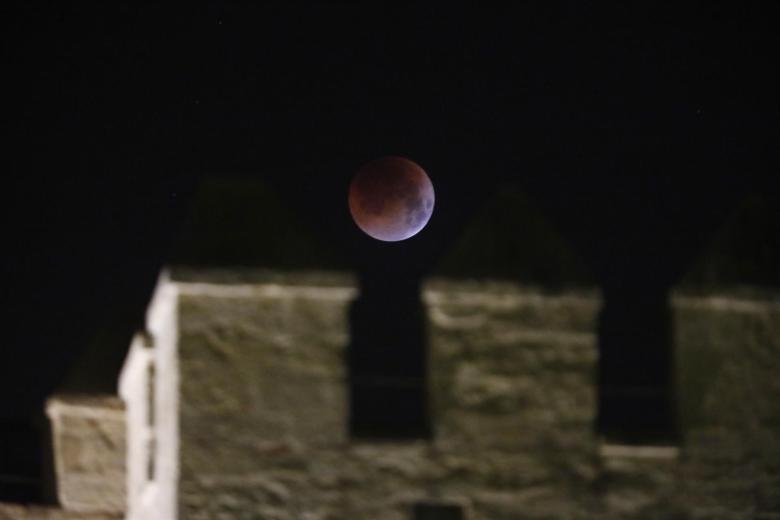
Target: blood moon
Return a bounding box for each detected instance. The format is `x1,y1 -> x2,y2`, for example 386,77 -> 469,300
348,156 -> 435,242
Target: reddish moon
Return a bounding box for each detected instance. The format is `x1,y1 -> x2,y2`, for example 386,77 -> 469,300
348,156 -> 435,242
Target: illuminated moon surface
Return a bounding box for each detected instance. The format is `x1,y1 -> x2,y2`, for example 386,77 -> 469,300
349,156 -> 435,242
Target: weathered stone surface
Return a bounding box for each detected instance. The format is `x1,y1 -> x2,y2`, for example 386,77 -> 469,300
0,503 -> 121,520
592,293 -> 780,520
46,396 -> 126,515
0,504 -> 123,520
176,275 -> 601,519
175,272 -> 780,519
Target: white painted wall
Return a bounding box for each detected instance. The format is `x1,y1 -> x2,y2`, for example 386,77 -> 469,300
119,272 -> 179,520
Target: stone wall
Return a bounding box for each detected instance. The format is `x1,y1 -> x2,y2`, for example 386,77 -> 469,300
175,271 -> 780,520
591,295 -> 780,520
0,504 -> 121,520
46,396 -> 126,515
0,273 -> 179,520
0,396 -> 126,520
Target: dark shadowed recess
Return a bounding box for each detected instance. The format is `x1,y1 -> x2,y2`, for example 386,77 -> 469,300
413,502 -> 465,520
349,276 -> 430,440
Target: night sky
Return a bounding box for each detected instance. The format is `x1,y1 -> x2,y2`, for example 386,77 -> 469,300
3,2 -> 778,497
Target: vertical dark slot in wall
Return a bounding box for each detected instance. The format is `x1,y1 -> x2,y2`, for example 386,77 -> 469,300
348,273 -> 430,440
597,284 -> 678,445
146,362 -> 157,482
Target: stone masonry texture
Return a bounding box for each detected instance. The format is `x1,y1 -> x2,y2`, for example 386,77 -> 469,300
0,503 -> 122,520
46,396 -> 126,516
175,271 -> 780,520
0,396 -> 126,520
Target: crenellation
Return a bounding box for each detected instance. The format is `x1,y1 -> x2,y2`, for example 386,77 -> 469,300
4,272 -> 776,519
173,274 -> 779,519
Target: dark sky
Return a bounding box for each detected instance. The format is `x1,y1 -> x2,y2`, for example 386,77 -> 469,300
3,1 -> 778,428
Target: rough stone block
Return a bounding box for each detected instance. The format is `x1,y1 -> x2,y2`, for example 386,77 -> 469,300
0,503 -> 122,519
45,396 -> 126,515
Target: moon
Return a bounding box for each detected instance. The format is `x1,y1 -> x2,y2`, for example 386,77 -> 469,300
348,156 -> 435,242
